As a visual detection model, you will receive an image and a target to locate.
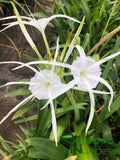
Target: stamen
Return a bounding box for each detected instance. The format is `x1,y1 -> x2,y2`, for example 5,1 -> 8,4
21,7 -> 24,14
49,52 -> 54,62
68,27 -> 74,41
6,86 -> 8,94
117,63 -> 120,66
0,6 -> 4,15
19,51 -> 22,61
4,153 -> 8,159
69,92 -> 74,100
34,3 -> 37,12
80,70 -> 86,77
11,117 -> 14,120
13,9 -> 15,16
44,82 -> 51,87
96,105 -> 104,113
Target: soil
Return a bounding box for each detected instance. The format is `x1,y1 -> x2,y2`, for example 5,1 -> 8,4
0,0 -> 53,158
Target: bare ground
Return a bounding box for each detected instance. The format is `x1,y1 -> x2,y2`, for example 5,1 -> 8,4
0,0 -> 53,158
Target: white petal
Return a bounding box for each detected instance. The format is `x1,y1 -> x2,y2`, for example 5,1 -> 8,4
0,22 -> 19,32
52,79 -> 76,100
42,14 -> 80,31
84,79 -> 95,134
0,15 -> 31,21
73,86 -> 111,94
85,91 -> 95,134
64,45 -> 74,62
40,100 -> 50,110
13,60 -> 75,71
0,16 -> 17,20
99,78 -> 114,111
0,61 -> 38,73
50,100 -> 57,146
75,45 -> 86,58
71,56 -> 101,89
0,61 -> 23,65
0,81 -> 31,89
52,37 -> 59,71
88,51 -> 120,70
64,45 -> 86,63
0,94 -> 34,124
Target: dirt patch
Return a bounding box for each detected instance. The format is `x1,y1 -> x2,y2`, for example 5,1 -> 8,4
0,0 -> 53,158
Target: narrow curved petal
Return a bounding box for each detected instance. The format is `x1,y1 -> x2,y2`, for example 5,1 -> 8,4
75,45 -> 86,57
64,46 -> 74,62
64,45 -> 86,63
0,94 -> 34,124
0,61 -> 23,65
52,79 -> 76,100
40,79 -> 76,111
0,81 -> 31,89
84,79 -> 95,134
99,77 -> 114,111
40,100 -> 50,110
0,16 -> 32,21
88,51 -> 120,70
85,90 -> 95,135
13,60 -> 75,71
73,86 -> 111,94
52,37 -> 59,71
0,22 -> 19,32
98,51 -> 120,66
47,14 -> 80,24
42,14 -> 80,31
50,100 -> 57,146
0,61 -> 38,73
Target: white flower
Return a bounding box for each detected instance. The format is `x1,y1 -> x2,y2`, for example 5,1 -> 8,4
0,38 -> 74,146
69,45 -> 120,134
0,14 -> 80,34
16,45 -> 120,134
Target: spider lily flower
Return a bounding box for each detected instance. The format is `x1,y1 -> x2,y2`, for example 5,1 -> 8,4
0,14 -> 80,34
16,46 -> 120,134
69,45 -> 120,133
0,68 -> 73,146
0,38 -> 74,146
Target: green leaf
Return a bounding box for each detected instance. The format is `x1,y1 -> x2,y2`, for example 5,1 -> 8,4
32,12 -> 48,18
35,103 -> 51,137
0,136 -> 14,154
101,121 -> 112,139
50,114 -> 71,142
27,138 -> 68,160
15,156 -> 34,160
19,126 -> 34,138
105,95 -> 120,119
57,103 -> 86,117
60,97 -> 70,107
5,87 -> 31,97
12,102 -> 38,119
15,115 -> 37,124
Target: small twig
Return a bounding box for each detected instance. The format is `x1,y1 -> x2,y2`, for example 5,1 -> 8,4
87,26 -> 120,56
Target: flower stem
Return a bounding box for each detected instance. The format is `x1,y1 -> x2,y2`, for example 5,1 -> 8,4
76,131 -> 94,160
87,25 -> 120,56
63,79 -> 80,122
42,31 -> 51,56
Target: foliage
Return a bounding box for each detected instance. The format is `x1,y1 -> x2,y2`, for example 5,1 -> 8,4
0,0 -> 120,160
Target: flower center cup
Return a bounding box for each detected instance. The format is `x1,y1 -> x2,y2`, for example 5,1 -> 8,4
44,82 -> 51,87
80,70 -> 86,77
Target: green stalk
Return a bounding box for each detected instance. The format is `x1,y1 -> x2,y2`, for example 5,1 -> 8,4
11,1 -> 43,60
42,31 -> 51,56
65,87 -> 80,123
64,16 -> 85,62
76,132 -> 94,160
101,0 -> 118,39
